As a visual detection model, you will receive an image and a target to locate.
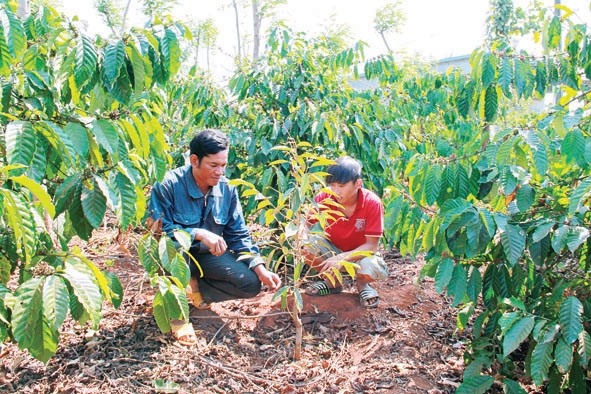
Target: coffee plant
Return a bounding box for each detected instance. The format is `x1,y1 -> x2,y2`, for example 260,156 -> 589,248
3,1 -> 591,391
222,4 -> 591,390
0,1 -> 188,361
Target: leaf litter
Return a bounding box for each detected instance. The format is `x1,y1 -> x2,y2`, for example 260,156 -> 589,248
0,226 -> 473,393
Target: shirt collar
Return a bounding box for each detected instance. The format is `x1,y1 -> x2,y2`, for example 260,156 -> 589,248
356,188 -> 366,210
184,165 -> 224,199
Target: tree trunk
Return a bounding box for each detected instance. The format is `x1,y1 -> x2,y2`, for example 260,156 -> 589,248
206,47 -> 210,71
252,0 -> 261,61
292,303 -> 302,360
194,35 -> 200,68
17,0 -> 29,19
232,0 -> 242,59
120,0 -> 133,37
553,0 -> 562,105
380,31 -> 392,53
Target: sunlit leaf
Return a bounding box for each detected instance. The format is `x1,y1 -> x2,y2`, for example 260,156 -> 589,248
75,34 -> 97,88
12,277 -> 44,350
104,39 -> 125,83
91,119 -> 119,157
42,275 -> 69,332
9,174 -> 55,218
5,121 -> 36,172
554,336 -> 572,373
103,271 -> 123,309
62,263 -> 103,328
0,7 -> 26,59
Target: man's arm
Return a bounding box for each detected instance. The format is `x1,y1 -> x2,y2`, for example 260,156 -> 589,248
222,188 -> 259,252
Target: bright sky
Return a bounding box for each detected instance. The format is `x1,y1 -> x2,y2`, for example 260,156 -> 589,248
61,0 -> 590,79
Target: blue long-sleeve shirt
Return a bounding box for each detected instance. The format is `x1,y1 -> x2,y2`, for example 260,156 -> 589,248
149,165 -> 263,268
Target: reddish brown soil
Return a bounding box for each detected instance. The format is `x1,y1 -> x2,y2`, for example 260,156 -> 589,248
0,228 -> 469,393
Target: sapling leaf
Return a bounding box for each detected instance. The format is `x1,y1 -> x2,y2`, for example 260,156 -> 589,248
173,230 -> 192,251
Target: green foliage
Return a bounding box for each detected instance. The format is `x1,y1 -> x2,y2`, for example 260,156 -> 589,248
0,1 -> 185,363
2,2 -> 591,391
137,230 -> 193,332
148,1 -> 583,389
456,374 -> 494,394
4,255 -> 121,362
388,5 -> 591,392
227,28 -> 373,193
485,0 -> 516,44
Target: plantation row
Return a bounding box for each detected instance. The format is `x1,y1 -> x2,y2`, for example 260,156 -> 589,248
1,1 -> 591,391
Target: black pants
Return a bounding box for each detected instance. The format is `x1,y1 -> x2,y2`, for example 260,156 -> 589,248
186,249 -> 261,303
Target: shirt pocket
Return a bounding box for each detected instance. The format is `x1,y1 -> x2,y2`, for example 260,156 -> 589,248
212,211 -> 228,226
173,212 -> 201,227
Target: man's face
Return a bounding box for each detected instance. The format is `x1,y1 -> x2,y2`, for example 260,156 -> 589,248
329,179 -> 360,204
191,149 -> 228,188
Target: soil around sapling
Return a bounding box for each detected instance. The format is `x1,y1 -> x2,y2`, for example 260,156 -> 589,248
0,226 -> 475,394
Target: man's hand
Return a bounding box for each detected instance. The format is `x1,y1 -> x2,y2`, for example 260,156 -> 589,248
317,255 -> 342,274
195,229 -> 227,257
253,265 -> 282,291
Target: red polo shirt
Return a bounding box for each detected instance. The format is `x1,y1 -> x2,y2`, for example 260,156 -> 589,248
313,188 -> 384,252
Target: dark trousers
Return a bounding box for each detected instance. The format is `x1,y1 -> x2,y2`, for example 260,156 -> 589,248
186,249 -> 261,303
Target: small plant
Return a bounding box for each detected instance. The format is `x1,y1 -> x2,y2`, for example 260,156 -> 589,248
153,378 -> 180,393
137,221 -> 196,334
234,140 -> 357,360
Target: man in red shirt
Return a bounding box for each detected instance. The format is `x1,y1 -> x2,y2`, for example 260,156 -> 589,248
303,156 -> 389,308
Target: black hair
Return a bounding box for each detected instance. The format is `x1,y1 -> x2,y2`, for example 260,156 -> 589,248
325,156 -> 362,184
189,129 -> 229,164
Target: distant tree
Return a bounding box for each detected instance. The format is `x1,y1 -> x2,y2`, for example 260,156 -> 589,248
192,18 -> 218,70
374,0 -> 406,52
95,0 -> 123,36
373,1 -> 406,54
486,0 -> 516,45
231,0 -> 242,59
486,0 -> 553,50
17,0 -> 29,18
142,0 -> 178,22
513,0 -> 546,37
320,14 -> 352,53
251,0 -> 286,61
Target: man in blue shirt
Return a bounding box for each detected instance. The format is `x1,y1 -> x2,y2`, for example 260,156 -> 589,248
150,129 -> 281,345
